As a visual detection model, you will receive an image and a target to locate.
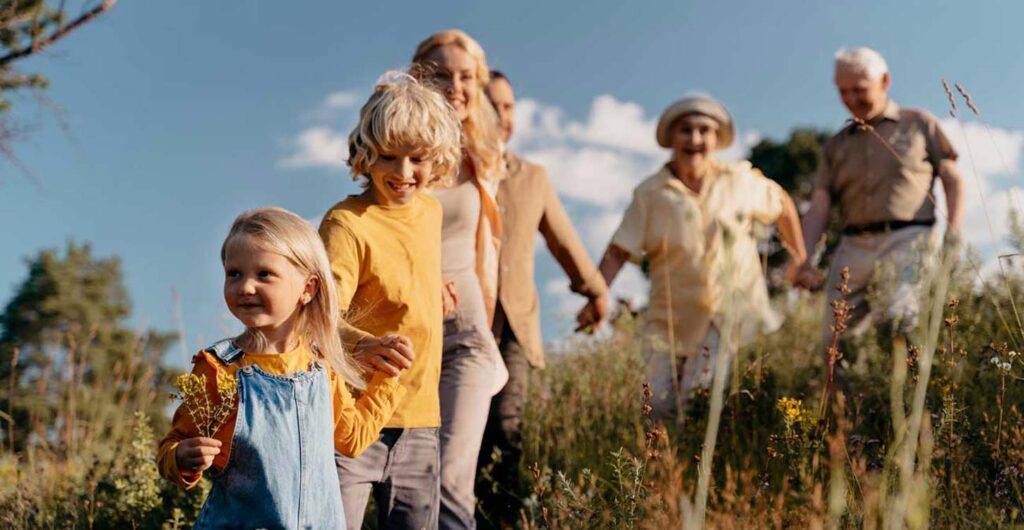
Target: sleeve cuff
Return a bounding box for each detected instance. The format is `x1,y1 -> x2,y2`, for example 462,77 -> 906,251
165,442 -> 203,490
340,327 -> 374,352
609,237 -> 643,265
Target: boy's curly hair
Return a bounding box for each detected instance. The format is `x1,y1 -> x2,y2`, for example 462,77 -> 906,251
348,71 -> 462,187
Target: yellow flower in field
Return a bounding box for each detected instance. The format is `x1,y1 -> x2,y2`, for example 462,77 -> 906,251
776,397 -> 804,423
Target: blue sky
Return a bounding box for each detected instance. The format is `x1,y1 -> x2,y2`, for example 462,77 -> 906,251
2,0 -> 1022,368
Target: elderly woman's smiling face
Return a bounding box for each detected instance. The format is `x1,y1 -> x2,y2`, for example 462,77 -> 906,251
669,113 -> 719,168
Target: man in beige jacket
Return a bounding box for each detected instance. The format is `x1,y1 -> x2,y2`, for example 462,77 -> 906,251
477,71 -> 609,526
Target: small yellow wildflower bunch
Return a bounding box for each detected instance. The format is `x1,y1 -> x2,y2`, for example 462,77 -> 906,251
170,372 -> 238,438
777,397 -> 804,427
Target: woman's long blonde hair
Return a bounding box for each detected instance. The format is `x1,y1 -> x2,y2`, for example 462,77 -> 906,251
348,71 -> 462,188
412,29 -> 505,184
221,207 -> 365,389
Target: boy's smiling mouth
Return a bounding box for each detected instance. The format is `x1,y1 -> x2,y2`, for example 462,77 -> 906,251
387,180 -> 417,193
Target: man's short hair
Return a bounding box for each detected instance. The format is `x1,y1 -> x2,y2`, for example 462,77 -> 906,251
834,47 -> 889,79
489,69 -> 510,86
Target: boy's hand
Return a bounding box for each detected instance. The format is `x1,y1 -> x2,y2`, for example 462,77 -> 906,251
175,437 -> 221,475
354,335 -> 416,377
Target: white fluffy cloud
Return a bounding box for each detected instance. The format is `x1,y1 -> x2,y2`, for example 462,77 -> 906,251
565,95 -> 661,155
280,89 -> 364,170
939,118 -> 1024,253
277,126 -> 347,170
324,91 -> 359,110
526,146 -> 655,207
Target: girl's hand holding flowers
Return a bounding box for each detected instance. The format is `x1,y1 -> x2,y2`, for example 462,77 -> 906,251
175,437 -> 222,475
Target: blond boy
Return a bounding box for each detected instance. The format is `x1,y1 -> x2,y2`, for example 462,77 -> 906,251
319,73 -> 461,530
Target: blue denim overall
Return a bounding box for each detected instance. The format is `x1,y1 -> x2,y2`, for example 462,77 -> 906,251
193,340 -> 345,530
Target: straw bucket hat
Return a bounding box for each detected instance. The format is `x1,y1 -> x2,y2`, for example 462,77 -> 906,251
655,95 -> 735,149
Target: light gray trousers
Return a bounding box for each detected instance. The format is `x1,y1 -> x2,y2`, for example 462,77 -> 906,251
438,314 -> 505,530
645,326 -> 722,420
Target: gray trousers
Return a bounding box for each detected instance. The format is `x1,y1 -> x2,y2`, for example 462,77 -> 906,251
335,427 -> 440,530
823,226 -> 933,344
439,317 -> 504,530
475,318 -> 531,529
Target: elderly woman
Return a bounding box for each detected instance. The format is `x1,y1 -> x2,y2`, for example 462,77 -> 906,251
578,95 -> 808,419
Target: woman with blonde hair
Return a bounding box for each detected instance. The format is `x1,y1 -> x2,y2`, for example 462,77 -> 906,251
412,29 -> 508,530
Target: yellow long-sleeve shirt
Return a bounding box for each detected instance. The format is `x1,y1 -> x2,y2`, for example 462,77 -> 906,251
319,193 -> 444,428
157,341 -> 405,489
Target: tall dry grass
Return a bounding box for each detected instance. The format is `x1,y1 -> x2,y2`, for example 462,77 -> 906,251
0,329 -> 205,529
510,84 -> 1024,529
512,249 -> 1022,528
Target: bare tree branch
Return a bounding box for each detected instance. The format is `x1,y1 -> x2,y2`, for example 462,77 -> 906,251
0,115 -> 44,189
0,0 -> 116,67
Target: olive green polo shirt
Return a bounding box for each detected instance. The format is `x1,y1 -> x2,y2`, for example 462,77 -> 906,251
813,101 -> 958,228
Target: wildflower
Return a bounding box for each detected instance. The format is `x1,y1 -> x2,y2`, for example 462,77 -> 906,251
1000,362 -> 1012,374
776,397 -> 804,423
171,372 -> 238,438
1009,351 -> 1019,359
991,356 -> 1000,366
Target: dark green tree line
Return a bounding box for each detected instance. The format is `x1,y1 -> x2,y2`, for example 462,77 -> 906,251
0,242 -> 175,454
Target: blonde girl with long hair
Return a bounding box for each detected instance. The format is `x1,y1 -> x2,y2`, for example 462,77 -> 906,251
157,207 -> 408,529
321,72 -> 462,530
412,29 -> 510,530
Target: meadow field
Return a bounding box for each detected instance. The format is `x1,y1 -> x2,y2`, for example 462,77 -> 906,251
1,217 -> 1022,529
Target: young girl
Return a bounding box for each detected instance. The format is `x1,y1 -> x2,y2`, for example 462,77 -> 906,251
157,207 -> 408,529
319,72 -> 462,529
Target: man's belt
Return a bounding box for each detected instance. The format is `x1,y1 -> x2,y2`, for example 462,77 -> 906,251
842,219 -> 935,236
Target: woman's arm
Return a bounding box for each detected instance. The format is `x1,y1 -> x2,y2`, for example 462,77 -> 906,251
775,192 -> 809,284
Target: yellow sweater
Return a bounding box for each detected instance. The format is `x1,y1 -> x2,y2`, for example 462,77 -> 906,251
156,341 -> 405,489
319,193 -> 444,428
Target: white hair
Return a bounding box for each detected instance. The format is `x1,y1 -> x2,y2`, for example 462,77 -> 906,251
834,47 -> 889,79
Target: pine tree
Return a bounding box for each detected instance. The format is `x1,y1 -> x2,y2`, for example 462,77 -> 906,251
0,242 -> 175,454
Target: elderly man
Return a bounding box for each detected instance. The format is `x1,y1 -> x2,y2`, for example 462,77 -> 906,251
797,47 -> 964,345
476,70 -> 609,525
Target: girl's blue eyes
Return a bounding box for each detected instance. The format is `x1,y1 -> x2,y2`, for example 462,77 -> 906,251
225,270 -> 273,279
